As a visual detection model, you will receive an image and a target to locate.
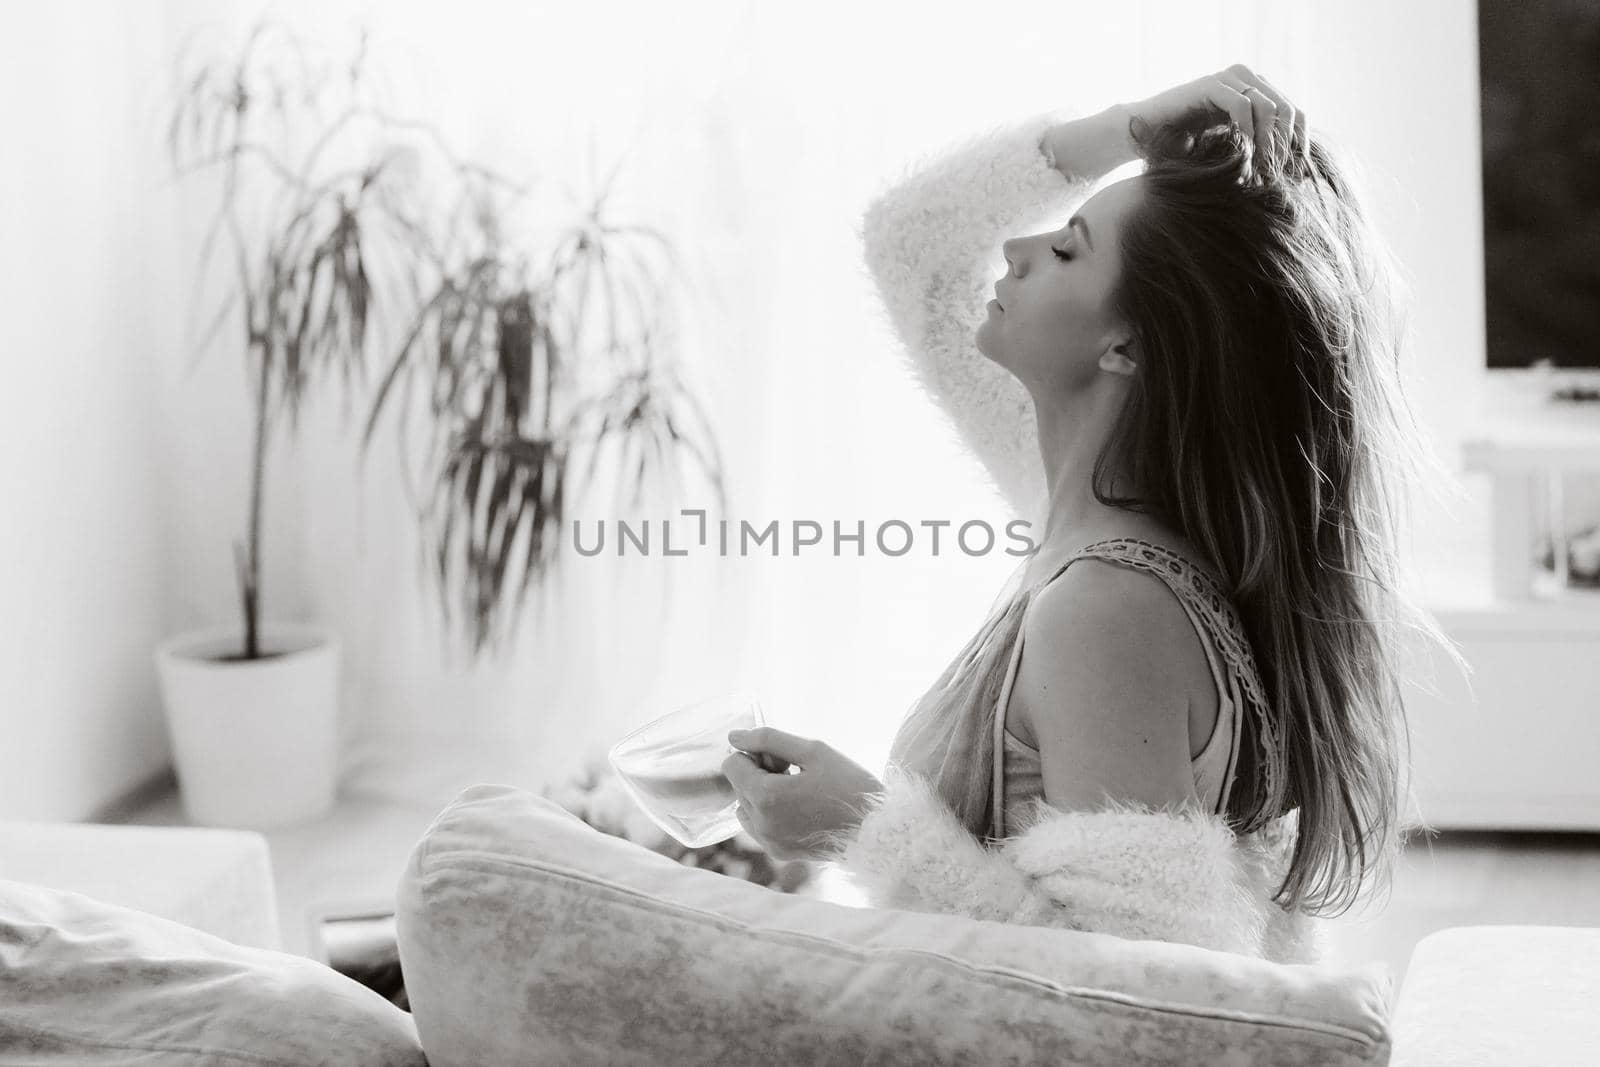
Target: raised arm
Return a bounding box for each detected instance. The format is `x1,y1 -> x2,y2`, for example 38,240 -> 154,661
856,104 -> 1140,523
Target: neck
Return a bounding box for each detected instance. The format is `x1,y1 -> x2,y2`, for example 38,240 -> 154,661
1030,379 -> 1141,554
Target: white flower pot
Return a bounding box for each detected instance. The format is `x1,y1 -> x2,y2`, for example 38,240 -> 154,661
154,621 -> 340,828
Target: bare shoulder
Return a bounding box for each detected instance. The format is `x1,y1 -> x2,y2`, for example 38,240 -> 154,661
1031,555 -> 1198,655
1015,558 -> 1201,813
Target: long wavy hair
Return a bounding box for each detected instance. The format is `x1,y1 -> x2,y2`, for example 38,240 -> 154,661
888,104 -> 1470,920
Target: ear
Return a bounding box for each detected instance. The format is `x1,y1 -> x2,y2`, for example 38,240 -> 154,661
1098,341 -> 1138,377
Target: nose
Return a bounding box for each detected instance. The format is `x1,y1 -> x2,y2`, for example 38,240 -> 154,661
1001,236 -> 1026,277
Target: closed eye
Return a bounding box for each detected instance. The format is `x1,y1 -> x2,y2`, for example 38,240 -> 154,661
1053,248 -> 1073,262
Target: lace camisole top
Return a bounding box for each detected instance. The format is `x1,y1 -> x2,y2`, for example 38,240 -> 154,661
988,537 -> 1263,840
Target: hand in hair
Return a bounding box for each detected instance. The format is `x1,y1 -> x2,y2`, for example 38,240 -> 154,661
1127,64 -> 1309,175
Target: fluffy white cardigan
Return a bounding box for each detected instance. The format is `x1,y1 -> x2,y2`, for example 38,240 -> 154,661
825,764 -> 1322,964
829,108 -> 1323,966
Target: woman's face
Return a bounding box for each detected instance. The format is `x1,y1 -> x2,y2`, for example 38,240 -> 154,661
976,174 -> 1144,395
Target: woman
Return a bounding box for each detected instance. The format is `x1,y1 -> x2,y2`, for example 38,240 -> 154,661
720,65 -> 1461,964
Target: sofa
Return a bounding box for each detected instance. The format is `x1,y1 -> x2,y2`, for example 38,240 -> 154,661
2,787 -> 1596,1065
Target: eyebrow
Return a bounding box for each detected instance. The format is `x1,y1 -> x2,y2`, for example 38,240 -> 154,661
1069,215 -> 1094,252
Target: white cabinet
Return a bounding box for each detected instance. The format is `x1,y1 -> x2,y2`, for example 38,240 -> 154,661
1401,410 -> 1600,829
1402,600 -> 1600,830
1462,410 -> 1600,601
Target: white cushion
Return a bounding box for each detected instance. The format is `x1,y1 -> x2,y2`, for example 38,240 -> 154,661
0,820 -> 279,950
1391,925 -> 1600,1066
0,877 -> 425,1065
397,784 -> 1394,1066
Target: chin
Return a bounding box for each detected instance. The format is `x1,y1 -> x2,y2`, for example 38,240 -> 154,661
975,324 -> 1003,365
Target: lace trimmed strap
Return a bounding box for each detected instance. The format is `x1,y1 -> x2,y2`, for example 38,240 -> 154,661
1050,537 -> 1284,835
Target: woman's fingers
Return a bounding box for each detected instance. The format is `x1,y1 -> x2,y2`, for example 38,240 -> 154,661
1216,65 -> 1303,174
1207,75 -> 1258,151
756,753 -> 794,775
729,726 -> 817,768
734,799 -> 757,836
1223,70 -> 1276,170
1209,73 -> 1270,167
734,799 -> 773,851
1133,65 -> 1308,178
1289,107 -> 1308,170
1248,70 -> 1303,172
1243,85 -> 1278,169
721,751 -> 767,798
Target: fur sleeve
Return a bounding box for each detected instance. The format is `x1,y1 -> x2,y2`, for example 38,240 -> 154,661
818,763 -> 1066,928
1234,813 -> 1327,965
820,765 -> 1273,958
856,109 -> 1098,523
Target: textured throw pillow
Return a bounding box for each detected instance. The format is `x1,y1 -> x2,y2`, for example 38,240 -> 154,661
397,783 -> 1393,1067
0,878 -> 426,1066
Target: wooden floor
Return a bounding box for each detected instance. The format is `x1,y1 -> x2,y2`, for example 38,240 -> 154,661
1321,829 -> 1600,999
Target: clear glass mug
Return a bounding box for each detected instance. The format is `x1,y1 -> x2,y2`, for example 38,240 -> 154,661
608,690 -> 767,849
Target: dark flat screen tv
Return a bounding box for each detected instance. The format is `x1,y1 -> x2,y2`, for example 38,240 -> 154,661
1478,0 -> 1600,372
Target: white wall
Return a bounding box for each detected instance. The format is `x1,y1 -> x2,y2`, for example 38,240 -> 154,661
1,5 -> 179,818
0,0 -> 1506,818
0,2 -> 315,818
1303,0 -> 1495,596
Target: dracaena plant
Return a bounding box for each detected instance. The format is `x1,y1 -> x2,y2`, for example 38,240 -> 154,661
167,17 -> 725,663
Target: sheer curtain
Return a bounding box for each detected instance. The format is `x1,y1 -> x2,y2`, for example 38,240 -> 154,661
719,1 -> 1312,772
142,0 -> 1312,798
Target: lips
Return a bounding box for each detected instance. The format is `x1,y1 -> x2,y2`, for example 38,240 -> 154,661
992,287 -> 1005,311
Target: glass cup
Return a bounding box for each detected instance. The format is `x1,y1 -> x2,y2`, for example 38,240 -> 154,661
608,690 -> 767,849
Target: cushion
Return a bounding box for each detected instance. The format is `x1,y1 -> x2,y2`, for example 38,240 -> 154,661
0,878 -> 425,1066
397,783 -> 1394,1067
1391,925 -> 1600,1066
0,821 -> 280,950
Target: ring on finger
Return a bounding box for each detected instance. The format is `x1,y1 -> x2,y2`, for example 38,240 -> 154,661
1241,87 -> 1275,156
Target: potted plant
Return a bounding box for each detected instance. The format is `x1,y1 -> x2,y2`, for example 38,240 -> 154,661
156,19 -> 725,827
359,140 -> 728,660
